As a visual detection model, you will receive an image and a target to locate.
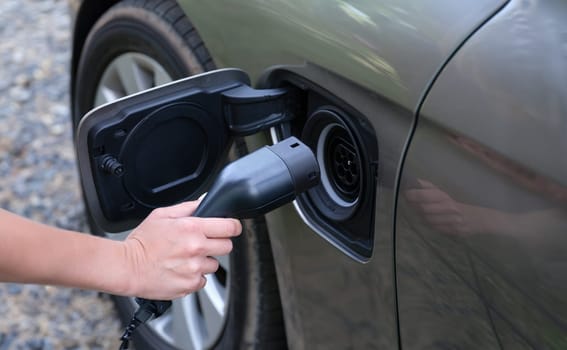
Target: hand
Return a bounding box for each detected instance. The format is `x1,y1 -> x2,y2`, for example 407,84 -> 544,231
405,179 -> 472,236
121,201 -> 242,300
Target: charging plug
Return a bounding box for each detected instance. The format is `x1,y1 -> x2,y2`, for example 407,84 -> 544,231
119,136 -> 319,349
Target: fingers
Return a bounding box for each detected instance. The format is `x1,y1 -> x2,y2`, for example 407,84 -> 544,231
405,188 -> 451,203
127,203 -> 242,299
423,214 -> 463,226
202,218 -> 242,238
183,258 -> 219,292
177,217 -> 242,238
405,180 -> 450,204
418,202 -> 460,215
199,275 -> 207,289
201,257 -> 221,275
417,179 -> 437,189
198,239 -> 234,257
184,235 -> 233,258
166,258 -> 219,297
152,200 -> 201,218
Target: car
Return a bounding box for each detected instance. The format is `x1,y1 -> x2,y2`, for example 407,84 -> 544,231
69,0 -> 567,349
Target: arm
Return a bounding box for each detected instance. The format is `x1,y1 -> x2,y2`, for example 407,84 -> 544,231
0,201 -> 241,300
0,208 -> 128,292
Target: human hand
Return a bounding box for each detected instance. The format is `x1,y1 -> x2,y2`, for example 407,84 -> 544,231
120,201 -> 242,300
405,179 -> 472,236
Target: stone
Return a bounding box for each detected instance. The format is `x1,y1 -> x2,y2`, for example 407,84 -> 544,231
0,0 -> 122,348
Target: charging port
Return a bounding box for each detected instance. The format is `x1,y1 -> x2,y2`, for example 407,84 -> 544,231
268,75 -> 378,261
302,108 -> 363,221
325,125 -> 360,204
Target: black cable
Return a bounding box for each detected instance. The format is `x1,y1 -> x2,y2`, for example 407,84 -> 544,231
116,137 -> 318,349
118,299 -> 172,350
119,316 -> 141,350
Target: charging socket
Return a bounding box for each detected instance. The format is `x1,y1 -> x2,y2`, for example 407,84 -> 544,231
271,78 -> 378,262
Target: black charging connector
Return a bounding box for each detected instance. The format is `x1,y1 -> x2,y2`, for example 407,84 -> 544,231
119,299 -> 171,349
118,137 -> 319,349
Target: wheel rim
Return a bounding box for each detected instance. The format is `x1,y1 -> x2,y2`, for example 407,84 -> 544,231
94,52 -> 230,349
95,52 -> 172,105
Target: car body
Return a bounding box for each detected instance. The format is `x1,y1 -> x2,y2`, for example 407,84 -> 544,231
69,0 -> 567,349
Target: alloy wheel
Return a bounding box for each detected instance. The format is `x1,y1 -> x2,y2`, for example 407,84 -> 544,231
94,52 -> 230,349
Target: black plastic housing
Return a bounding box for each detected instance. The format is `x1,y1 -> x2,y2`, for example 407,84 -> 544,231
194,137 -> 319,218
75,69 -> 300,232
136,136 -> 319,320
266,71 -> 379,261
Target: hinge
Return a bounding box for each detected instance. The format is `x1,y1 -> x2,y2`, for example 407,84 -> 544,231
222,85 -> 297,136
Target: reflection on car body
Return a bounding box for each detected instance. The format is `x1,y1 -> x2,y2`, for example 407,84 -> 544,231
70,0 -> 567,348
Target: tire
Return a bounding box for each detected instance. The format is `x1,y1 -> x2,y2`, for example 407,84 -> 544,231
71,1 -> 288,349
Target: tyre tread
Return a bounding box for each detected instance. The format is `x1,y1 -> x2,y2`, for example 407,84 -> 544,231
76,2 -> 288,348
118,0 -> 212,70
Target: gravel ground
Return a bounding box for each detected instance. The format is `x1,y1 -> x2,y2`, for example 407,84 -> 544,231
0,0 -> 123,348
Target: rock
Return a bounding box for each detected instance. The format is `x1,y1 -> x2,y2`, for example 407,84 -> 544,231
9,87 -> 32,102
6,284 -> 23,295
0,0 -> 122,348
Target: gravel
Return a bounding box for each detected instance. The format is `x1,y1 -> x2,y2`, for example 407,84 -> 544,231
0,0 -> 123,348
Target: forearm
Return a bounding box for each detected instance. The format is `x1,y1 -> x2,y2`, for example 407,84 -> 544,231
0,201 -> 241,300
0,209 -> 130,295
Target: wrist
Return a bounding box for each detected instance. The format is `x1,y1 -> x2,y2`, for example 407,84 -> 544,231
86,237 -> 135,297
108,240 -> 137,297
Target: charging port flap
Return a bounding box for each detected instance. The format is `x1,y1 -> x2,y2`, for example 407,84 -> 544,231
76,68 -> 296,232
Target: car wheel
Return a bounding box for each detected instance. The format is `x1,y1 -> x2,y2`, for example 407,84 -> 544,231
71,0 -> 287,349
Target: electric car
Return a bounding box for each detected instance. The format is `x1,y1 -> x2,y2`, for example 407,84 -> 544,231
69,0 -> 567,349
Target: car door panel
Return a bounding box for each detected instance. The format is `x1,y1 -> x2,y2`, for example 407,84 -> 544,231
257,67 -> 405,349
180,1 -> 509,349
182,0 -> 507,110
398,0 -> 567,348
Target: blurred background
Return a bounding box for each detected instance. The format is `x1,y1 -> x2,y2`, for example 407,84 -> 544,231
0,0 -> 122,348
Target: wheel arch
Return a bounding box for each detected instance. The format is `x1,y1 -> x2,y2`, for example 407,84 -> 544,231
70,2 -> 291,347
70,0 -> 119,114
